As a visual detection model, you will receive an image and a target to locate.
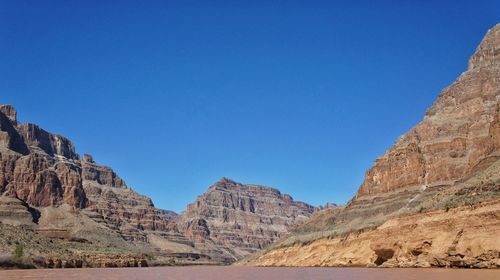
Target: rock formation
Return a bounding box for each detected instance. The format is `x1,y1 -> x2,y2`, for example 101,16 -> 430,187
0,104 -> 203,265
2,23 -> 498,270
0,105 -> 314,266
246,24 -> 500,268
250,200 -> 500,268
0,105 -> 85,208
178,177 -> 315,263
0,103 -> 183,236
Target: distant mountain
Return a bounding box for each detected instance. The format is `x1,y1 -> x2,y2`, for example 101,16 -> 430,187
246,24 -> 500,268
178,177 -> 315,263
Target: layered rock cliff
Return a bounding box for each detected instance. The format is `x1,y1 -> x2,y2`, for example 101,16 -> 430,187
0,105 -> 86,209
247,24 -> 500,268
357,25 -> 499,197
2,23 -> 498,270
0,105 -> 315,266
178,178 -> 315,263
0,105 -> 204,266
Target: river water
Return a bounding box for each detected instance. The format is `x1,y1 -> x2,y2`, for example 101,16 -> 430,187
0,266 -> 498,280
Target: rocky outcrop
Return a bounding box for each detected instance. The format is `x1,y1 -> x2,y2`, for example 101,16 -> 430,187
250,200 -> 500,268
0,104 -> 314,266
0,196 -> 39,227
0,104 -> 201,265
0,108 -> 28,155
357,24 -> 499,197
0,221 -> 152,269
0,104 -> 87,208
82,179 -> 183,242
0,105 -> 17,123
81,154 -> 126,188
178,178 -> 315,263
0,103 -> 179,233
469,25 -> 500,69
0,141 -> 86,208
245,24 -> 500,268
17,123 -> 80,160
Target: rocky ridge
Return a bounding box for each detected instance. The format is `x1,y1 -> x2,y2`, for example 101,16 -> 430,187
0,104 -> 208,266
0,105 -> 313,266
246,24 -> 500,268
178,178 -> 315,263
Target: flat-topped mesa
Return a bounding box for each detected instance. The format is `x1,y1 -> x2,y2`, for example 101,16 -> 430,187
468,24 -> 500,70
209,178 -> 316,216
211,177 -> 299,204
0,105 -> 17,123
212,177 -> 280,193
179,178 -> 316,263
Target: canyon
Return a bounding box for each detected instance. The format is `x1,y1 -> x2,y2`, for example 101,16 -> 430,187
0,24 -> 499,270
0,104 -> 315,267
245,24 -> 500,268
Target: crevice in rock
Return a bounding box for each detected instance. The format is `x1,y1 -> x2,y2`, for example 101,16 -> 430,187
20,200 -> 40,224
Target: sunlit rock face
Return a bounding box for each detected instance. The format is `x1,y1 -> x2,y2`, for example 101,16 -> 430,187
0,107 -> 85,208
178,177 -> 316,263
0,104 -> 315,264
357,24 -> 499,197
245,24 -> 500,268
0,104 -> 185,247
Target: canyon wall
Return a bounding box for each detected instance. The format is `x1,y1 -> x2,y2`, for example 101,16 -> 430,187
0,104 -> 204,265
0,105 -> 313,265
247,24 -> 500,268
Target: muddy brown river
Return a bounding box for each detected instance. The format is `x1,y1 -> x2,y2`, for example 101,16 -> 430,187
0,266 -> 498,280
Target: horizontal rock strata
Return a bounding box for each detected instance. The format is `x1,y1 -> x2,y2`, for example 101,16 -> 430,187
178,178 -> 315,263
246,24 -> 500,268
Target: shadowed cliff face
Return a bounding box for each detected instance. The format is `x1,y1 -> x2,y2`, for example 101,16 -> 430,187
0,107 -> 29,155
247,24 -> 500,268
178,178 -> 316,263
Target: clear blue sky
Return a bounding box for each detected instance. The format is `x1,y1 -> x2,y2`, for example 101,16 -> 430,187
1,1 -> 498,212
